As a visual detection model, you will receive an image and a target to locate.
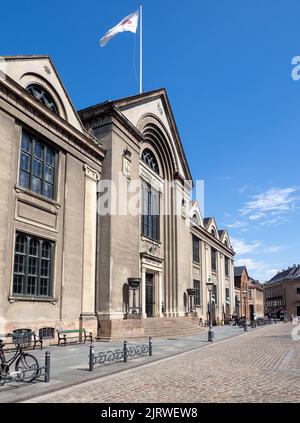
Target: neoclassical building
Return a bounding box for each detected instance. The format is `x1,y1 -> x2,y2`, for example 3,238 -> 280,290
0,55 -> 235,339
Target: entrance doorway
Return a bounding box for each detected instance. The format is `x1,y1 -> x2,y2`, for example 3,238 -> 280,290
146,273 -> 154,317
297,306 -> 300,317
249,305 -> 254,321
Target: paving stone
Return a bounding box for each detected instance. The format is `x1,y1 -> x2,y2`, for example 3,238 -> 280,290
25,323 -> 300,403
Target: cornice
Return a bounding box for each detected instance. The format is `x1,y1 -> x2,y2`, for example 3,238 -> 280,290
79,104 -> 144,144
0,76 -> 105,163
191,225 -> 235,257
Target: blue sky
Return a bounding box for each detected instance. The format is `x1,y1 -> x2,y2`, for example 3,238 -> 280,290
1,0 -> 299,281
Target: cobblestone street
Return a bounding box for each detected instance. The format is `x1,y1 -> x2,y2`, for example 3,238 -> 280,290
26,323 -> 300,403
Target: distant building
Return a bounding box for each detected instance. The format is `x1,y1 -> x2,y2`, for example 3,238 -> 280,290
264,265 -> 300,318
234,267 -> 264,320
234,266 -> 250,319
248,277 -> 264,319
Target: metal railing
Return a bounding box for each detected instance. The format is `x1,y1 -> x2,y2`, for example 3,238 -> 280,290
89,338 -> 153,371
0,351 -> 51,386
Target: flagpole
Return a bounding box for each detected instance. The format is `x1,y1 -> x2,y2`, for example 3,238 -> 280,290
139,3 -> 143,94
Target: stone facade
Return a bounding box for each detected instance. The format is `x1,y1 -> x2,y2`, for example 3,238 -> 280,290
234,266 -> 250,319
0,55 -> 235,339
0,56 -> 104,336
248,278 -> 264,319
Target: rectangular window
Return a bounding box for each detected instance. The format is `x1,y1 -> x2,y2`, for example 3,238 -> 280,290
19,131 -> 57,200
13,232 -> 54,298
211,248 -> 217,272
192,235 -> 200,263
194,280 -> 201,306
141,181 -> 160,241
225,257 -> 229,277
225,288 -> 230,305
212,285 -> 217,304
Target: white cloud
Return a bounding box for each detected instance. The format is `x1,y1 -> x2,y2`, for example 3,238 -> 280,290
231,238 -> 261,255
240,187 -> 299,219
234,258 -> 279,282
227,220 -> 249,229
263,245 -> 283,254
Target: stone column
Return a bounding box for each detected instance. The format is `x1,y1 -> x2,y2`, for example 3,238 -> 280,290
230,260 -> 235,315
80,164 -> 100,334
157,272 -> 163,317
141,268 -> 147,318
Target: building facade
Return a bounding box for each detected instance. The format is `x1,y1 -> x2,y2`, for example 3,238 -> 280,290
0,55 -> 235,339
264,265 -> 300,318
0,56 -> 104,336
234,266 -> 250,319
248,278 -> 264,319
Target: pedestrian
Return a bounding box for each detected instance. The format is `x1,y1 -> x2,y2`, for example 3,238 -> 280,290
290,314 -> 294,323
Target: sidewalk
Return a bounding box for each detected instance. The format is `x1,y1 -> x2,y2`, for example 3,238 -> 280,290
0,324 -> 274,403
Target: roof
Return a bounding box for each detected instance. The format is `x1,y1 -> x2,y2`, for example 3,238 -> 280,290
203,217 -> 211,227
266,265 -> 300,284
79,88 -> 193,181
234,266 -> 246,277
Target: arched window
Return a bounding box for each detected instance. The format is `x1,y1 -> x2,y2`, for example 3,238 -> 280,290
224,239 -> 228,247
192,213 -> 200,226
26,84 -> 58,114
211,228 -> 216,237
141,149 -> 159,174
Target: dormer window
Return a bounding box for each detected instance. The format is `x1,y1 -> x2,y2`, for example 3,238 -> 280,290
26,84 -> 58,114
141,149 -> 159,174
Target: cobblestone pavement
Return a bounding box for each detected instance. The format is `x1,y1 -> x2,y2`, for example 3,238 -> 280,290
26,323 -> 300,403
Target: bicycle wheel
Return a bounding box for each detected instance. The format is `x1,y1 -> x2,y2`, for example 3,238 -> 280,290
15,353 -> 40,383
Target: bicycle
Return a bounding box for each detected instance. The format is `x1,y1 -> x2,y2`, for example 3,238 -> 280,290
0,336 -> 40,384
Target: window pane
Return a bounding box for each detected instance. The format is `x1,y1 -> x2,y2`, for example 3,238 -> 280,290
27,277 -> 37,295
14,255 -> 25,273
29,239 -> 38,256
31,176 -> 42,194
34,141 -> 43,159
45,165 -> 54,183
15,235 -> 26,253
13,275 -> 24,295
40,279 -> 49,296
41,259 -> 50,277
45,148 -> 55,166
20,152 -> 31,172
19,170 -> 30,189
28,257 -> 38,275
21,133 -> 31,153
42,242 -> 51,258
33,159 -> 43,178
44,182 -> 53,199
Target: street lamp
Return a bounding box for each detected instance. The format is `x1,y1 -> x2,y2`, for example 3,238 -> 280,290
207,278 -> 214,342
243,288 -> 248,332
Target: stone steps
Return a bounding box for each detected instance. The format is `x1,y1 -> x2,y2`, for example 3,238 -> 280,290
144,316 -> 203,337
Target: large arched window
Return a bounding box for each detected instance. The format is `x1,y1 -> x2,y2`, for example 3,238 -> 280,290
26,84 -> 58,114
141,149 -> 159,174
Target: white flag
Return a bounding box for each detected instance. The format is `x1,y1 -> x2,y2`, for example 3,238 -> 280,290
99,10 -> 139,47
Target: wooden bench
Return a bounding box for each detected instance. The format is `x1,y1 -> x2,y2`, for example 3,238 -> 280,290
32,327 -> 55,349
57,328 -> 93,346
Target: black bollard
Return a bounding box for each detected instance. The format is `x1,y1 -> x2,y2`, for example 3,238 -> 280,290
89,345 -> 95,371
123,340 -> 128,363
45,351 -> 50,383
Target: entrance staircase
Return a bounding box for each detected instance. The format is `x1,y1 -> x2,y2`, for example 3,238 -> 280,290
144,316 -> 204,338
